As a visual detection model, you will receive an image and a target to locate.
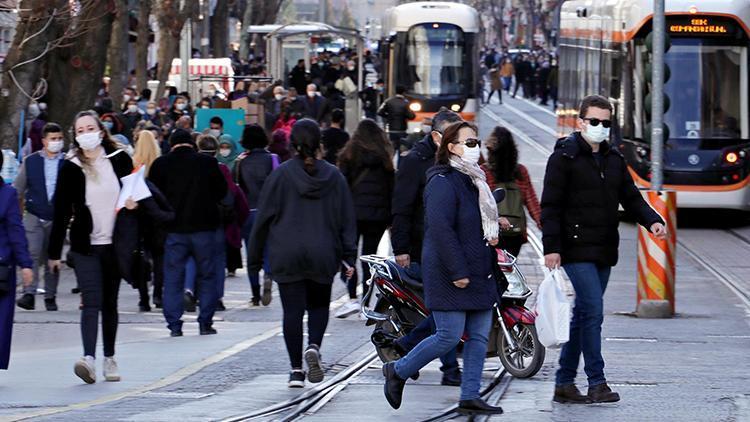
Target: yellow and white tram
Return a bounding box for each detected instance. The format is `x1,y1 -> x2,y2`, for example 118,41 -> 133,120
380,1 -> 480,130
558,0 -> 750,210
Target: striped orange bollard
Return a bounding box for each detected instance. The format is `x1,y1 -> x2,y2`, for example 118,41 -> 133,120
636,190 -> 677,318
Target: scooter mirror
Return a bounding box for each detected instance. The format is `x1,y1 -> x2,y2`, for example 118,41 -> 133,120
492,188 -> 506,203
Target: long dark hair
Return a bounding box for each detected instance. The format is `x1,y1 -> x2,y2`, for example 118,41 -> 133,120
291,118 -> 320,175
435,121 -> 478,165
337,119 -> 394,173
72,110 -> 121,163
486,126 -> 519,182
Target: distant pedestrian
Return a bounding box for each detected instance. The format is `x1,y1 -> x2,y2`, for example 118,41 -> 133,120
485,66 -> 503,105
48,110 -> 135,384
321,109 -> 349,164
148,128 -> 228,338
383,121 -> 503,415
248,119 -> 357,388
235,125 -> 279,306
298,84 -> 326,122
542,95 -> 666,404
481,126 -> 542,257
269,129 -> 292,163
378,85 -> 415,154
0,151 -> 34,370
500,58 -> 515,92
334,119 -> 394,318
14,123 -> 64,311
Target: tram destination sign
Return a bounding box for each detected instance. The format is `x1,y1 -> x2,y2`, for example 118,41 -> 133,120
667,16 -> 740,37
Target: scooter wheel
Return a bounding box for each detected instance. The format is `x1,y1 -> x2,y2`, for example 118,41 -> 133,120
498,323 -> 545,378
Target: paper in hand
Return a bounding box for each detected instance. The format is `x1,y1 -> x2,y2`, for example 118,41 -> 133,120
117,165 -> 152,211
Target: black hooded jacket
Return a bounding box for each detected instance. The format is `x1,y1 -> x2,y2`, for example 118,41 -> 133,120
390,134 -> 437,260
339,153 -> 394,223
247,157 -> 357,284
541,132 -> 664,266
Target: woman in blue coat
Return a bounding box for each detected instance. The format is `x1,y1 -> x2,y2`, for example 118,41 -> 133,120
0,152 -> 34,370
382,121 -> 504,416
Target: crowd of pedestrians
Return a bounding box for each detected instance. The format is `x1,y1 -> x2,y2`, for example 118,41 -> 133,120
481,47 -> 559,109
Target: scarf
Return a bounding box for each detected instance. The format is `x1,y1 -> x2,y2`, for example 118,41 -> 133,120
449,156 -> 499,241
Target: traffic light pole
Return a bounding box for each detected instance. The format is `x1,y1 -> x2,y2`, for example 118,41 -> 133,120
651,0 -> 665,190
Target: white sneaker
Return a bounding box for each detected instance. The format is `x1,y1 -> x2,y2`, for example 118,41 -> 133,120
74,356 -> 96,384
335,299 -> 360,319
103,357 -> 121,382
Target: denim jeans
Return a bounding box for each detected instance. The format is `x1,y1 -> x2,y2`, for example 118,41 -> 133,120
163,231 -> 218,331
556,262 -> 612,387
395,314 -> 459,371
242,210 -> 271,301
394,309 -> 493,401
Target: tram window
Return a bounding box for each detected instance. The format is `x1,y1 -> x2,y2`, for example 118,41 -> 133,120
401,23 -> 467,96
662,41 -> 747,141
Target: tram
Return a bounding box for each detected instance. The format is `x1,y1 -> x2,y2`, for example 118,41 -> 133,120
379,1 -> 480,131
558,0 -> 750,210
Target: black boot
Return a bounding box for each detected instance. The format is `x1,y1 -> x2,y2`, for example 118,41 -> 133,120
553,384 -> 593,404
457,398 -> 504,415
184,291 -> 196,312
199,323 -> 217,335
382,362 -> 406,409
587,383 -> 620,403
44,297 -> 58,311
16,293 -> 35,310
440,365 -> 462,386
153,295 -> 163,309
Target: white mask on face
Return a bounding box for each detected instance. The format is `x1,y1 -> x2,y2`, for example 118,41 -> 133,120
123,94 -> 131,103
176,103 -> 186,111
47,140 -> 63,153
275,94 -> 284,101
76,131 -> 102,151
219,148 -> 231,157
582,121 -> 610,144
209,129 -> 221,138
461,144 -> 481,164
127,105 -> 138,113
146,108 -> 157,115
307,91 -> 316,98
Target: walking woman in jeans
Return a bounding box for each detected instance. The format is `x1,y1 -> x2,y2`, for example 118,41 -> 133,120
382,121 -> 504,415
48,110 -> 134,384
248,119 -> 357,388
334,119 -> 394,318
0,151 -> 34,370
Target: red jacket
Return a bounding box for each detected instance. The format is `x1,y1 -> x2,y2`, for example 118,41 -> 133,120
481,163 -> 542,242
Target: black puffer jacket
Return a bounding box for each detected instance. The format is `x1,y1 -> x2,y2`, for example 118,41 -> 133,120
390,135 -> 436,261
377,95 -> 415,132
340,154 -> 394,223
541,132 -> 664,266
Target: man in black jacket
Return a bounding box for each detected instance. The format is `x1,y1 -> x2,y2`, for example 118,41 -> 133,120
378,85 -> 416,153
541,95 -> 666,405
389,108 -> 463,386
149,129 -> 228,337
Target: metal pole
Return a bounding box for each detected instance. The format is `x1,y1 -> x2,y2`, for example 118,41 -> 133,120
651,0 -> 665,191
180,19 -> 191,93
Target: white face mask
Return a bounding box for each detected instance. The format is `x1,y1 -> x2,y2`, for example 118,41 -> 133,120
275,94 -> 284,101
127,105 -> 138,113
175,103 -> 186,111
47,140 -> 63,153
201,105 -> 210,109
76,131 -> 102,151
146,108 -> 157,115
461,144 -> 481,164
219,149 -> 231,157
209,129 -> 221,138
582,121 -> 610,144
421,125 -> 431,134
307,91 -> 316,98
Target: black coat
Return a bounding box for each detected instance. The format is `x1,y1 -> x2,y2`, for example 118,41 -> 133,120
248,158 -> 357,284
541,133 -> 664,266
340,154 -> 394,223
321,127 -> 350,164
148,147 -> 228,233
236,148 -> 275,209
298,94 -> 326,122
378,95 -> 415,132
390,135 -> 436,260
48,147 -> 133,260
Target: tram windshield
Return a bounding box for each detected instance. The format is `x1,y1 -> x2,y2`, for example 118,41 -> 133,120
661,40 -> 748,142
397,23 -> 467,96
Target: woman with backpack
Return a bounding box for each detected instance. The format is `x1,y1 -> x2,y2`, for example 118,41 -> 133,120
482,126 -> 542,257
334,119 -> 394,318
248,119 -> 356,388
236,125 -> 279,307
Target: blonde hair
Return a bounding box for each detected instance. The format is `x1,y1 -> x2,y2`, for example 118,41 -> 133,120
133,130 -> 161,175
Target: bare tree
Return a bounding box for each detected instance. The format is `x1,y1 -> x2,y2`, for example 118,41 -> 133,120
135,0 -> 152,93
153,0 -> 197,100
210,0 -> 230,58
238,0 -> 253,61
107,0 -> 129,108
525,0 -> 536,49
46,0 -> 116,135
249,0 -> 284,26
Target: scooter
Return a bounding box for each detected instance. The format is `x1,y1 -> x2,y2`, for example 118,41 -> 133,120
360,249 -> 545,379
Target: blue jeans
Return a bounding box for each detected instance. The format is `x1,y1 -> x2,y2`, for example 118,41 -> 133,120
242,210 -> 271,300
184,228 -> 226,299
163,231 -> 218,331
394,309 -> 493,401
556,262 -> 612,387
395,314 -> 459,371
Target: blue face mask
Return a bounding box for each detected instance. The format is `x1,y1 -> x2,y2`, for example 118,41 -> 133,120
103,121 -> 114,131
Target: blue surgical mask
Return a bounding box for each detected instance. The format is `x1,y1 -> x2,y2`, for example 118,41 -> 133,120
103,121 -> 114,131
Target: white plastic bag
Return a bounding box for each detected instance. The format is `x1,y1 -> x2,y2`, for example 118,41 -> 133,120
535,268 -> 571,349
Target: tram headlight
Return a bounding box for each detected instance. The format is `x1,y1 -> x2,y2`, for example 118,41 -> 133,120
409,102 -> 422,112
725,152 -> 739,164
450,104 -> 461,112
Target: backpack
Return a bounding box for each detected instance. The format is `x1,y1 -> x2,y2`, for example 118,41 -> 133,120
495,180 -> 526,237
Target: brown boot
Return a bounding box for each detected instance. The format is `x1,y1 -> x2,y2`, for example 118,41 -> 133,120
553,384 -> 593,404
588,383 -> 621,403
